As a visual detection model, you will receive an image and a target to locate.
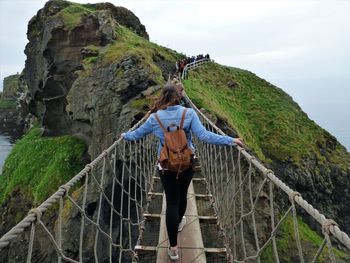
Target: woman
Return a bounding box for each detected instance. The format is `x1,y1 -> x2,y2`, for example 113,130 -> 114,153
122,84 -> 243,260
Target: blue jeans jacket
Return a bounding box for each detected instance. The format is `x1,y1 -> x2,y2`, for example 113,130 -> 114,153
123,105 -> 234,157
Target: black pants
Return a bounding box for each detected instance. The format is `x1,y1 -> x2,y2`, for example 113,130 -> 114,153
159,168 -> 194,247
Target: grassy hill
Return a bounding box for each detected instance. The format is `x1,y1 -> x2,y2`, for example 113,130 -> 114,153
183,62 -> 350,261
184,62 -> 349,168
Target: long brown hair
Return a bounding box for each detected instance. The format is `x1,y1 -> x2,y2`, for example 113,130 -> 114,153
149,84 -> 182,114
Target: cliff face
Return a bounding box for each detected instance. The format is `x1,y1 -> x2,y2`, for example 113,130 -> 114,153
1,75 -> 20,135
0,108 -> 21,138
23,0 -> 169,158
0,74 -> 30,138
2,74 -> 20,99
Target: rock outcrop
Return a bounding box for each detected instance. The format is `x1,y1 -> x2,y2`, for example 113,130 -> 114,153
90,3 -> 149,40
0,108 -> 23,138
2,74 -> 20,99
0,73 -> 30,138
22,0 -> 160,158
271,134 -> 350,234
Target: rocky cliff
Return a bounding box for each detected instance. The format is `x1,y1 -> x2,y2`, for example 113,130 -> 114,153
23,0 -> 177,158
0,73 -> 29,138
2,74 -> 20,99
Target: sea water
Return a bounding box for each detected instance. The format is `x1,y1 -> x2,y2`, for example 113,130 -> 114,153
275,77 -> 350,152
0,134 -> 13,174
303,101 -> 350,152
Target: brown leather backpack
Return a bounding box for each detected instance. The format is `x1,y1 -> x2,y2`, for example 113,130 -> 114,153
155,108 -> 194,177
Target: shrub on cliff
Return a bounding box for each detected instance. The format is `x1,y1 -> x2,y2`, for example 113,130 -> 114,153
0,128 -> 87,205
0,99 -> 16,109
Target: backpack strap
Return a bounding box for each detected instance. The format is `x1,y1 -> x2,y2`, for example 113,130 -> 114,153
155,113 -> 166,131
180,108 -> 188,129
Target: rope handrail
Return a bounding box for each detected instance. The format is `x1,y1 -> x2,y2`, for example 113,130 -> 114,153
184,92 -> 350,251
0,115 -> 156,262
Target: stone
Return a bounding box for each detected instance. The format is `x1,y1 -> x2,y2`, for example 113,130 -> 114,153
227,79 -> 238,88
141,85 -> 161,97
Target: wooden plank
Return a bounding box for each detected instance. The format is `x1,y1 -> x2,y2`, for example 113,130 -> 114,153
148,192 -> 163,196
143,213 -> 161,218
205,247 -> 227,253
156,193 -> 170,261
156,182 -> 207,262
192,178 -> 206,182
194,193 -> 212,199
135,245 -> 157,251
143,213 -> 216,221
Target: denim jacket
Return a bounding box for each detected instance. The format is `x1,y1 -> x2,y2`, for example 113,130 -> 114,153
123,105 -> 234,157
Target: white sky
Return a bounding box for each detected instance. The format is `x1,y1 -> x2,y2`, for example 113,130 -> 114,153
0,0 -> 350,148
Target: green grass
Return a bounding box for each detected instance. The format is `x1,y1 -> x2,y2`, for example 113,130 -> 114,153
130,97 -> 152,110
55,2 -> 184,87
261,215 -> 349,262
0,99 -> 16,109
130,89 -> 162,111
0,128 -> 87,205
83,56 -> 98,64
102,25 -> 183,84
55,2 -> 96,30
184,63 -> 349,167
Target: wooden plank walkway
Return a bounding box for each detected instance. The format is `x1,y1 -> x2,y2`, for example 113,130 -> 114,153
156,182 -> 207,262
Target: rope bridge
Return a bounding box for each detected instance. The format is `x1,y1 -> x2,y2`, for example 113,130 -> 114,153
1,59 -> 350,262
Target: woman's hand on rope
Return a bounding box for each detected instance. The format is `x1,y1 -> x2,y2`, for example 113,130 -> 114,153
121,133 -> 125,139
233,138 -> 245,148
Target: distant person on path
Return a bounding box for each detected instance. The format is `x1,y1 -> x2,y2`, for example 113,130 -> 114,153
121,84 -> 243,260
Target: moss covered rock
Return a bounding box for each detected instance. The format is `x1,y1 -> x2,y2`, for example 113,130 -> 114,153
2,74 -> 19,99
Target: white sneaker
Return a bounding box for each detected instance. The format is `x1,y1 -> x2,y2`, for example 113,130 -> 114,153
168,246 -> 179,260
178,216 -> 186,232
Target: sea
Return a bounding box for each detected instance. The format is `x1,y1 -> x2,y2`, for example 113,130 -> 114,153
302,101 -> 350,152
0,133 -> 14,175
275,77 -> 350,153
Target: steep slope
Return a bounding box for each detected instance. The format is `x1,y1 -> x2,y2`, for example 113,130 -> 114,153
183,62 -> 350,234
23,0 -> 182,159
2,74 -> 20,99
0,74 -> 26,137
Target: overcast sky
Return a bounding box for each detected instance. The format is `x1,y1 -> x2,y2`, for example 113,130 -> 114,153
0,0 -> 349,148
